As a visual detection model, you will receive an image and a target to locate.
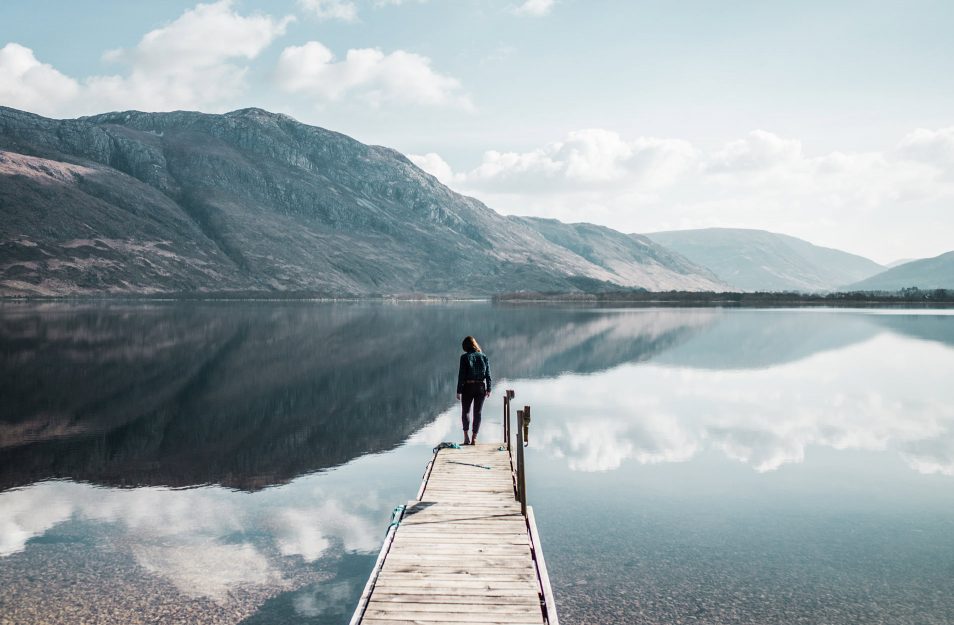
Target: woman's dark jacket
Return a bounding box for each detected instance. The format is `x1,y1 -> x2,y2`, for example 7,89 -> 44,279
457,351 -> 491,394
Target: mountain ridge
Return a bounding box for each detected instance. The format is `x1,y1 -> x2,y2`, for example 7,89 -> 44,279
0,106 -> 725,296
646,227 -> 884,292
845,251 -> 954,291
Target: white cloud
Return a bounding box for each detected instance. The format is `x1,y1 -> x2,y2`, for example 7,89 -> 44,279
0,43 -> 80,116
409,152 -> 460,184
897,126 -> 954,169
298,0 -> 358,22
0,1 -> 293,116
86,0 -> 294,112
512,0 -> 555,16
706,129 -> 802,173
422,129 -> 697,194
275,41 -> 472,109
418,126 -> 954,262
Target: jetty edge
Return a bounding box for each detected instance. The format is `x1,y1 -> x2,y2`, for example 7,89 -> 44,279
349,392 -> 559,625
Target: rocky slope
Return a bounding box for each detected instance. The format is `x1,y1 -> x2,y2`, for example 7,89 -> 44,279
844,251 -> 954,291
646,228 -> 884,292
513,217 -> 726,291
0,106 -> 722,296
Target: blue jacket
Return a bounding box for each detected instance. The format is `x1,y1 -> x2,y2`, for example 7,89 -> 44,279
457,351 -> 491,394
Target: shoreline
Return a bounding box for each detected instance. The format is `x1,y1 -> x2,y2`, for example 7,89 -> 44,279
1,289 -> 953,307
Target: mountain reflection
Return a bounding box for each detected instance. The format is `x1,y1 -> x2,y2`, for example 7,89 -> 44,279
2,303 -> 953,491
0,303 -> 714,491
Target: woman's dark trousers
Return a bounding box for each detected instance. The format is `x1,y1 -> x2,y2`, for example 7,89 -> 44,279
461,382 -> 486,435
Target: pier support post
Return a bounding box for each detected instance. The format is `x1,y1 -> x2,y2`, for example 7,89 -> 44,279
516,408 -> 527,517
504,389 -> 515,451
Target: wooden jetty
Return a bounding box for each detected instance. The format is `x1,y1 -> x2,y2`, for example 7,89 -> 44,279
350,392 -> 559,625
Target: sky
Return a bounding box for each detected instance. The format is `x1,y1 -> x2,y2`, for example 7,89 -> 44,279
1,0 -> 953,263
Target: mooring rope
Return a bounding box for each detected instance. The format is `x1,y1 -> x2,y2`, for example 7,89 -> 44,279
385,504 -> 406,534
432,442 -> 461,454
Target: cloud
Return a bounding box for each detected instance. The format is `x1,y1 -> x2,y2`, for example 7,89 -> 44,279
0,43 -> 80,116
0,1 -> 293,116
706,129 -> 802,173
414,129 -> 697,193
897,126 -> 954,169
512,0 -> 555,16
275,41 -> 472,108
297,0 -> 358,22
415,126 -> 954,261
87,0 -> 294,112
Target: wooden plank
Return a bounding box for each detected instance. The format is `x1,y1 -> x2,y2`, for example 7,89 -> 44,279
392,532 -> 529,540
401,509 -> 522,517
388,542 -> 531,552
399,520 -> 528,528
377,570 -> 537,578
367,602 -> 539,614
354,431 -> 550,625
385,547 -> 531,558
362,609 -> 543,623
370,594 -> 540,605
365,612 -> 543,625
372,583 -> 538,593
377,572 -> 537,582
377,575 -> 538,584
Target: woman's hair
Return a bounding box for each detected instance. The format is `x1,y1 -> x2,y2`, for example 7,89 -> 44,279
462,336 -> 481,353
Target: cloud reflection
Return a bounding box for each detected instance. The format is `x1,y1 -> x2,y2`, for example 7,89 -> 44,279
524,333 -> 954,474
0,476 -> 381,607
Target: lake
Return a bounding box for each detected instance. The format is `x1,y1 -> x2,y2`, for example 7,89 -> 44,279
2,302 -> 954,624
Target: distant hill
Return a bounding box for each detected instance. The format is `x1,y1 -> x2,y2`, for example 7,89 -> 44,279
885,258 -> 916,269
845,251 -> 954,291
511,217 -> 727,291
645,228 -> 884,292
0,106 -> 723,296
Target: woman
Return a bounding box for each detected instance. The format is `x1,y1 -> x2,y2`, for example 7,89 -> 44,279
456,335 -> 492,445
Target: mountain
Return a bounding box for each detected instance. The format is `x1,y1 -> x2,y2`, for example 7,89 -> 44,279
844,251 -> 954,291
511,217 -> 727,291
0,106 -> 723,296
645,228 -> 884,292
885,258 -> 915,269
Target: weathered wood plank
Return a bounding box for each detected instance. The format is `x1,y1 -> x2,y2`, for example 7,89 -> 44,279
353,435 -> 551,625
367,602 -> 539,614
370,594 -> 540,605
362,609 -> 543,623
371,586 -> 540,598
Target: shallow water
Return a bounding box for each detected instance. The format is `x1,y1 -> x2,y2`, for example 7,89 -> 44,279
2,303 -> 954,624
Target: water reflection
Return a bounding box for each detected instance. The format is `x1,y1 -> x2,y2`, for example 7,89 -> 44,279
0,303 -> 720,491
4,304 -> 954,489
2,303 -> 954,624
526,332 -> 954,473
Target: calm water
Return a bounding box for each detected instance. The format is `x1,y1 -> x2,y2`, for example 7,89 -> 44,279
2,302 -> 954,624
